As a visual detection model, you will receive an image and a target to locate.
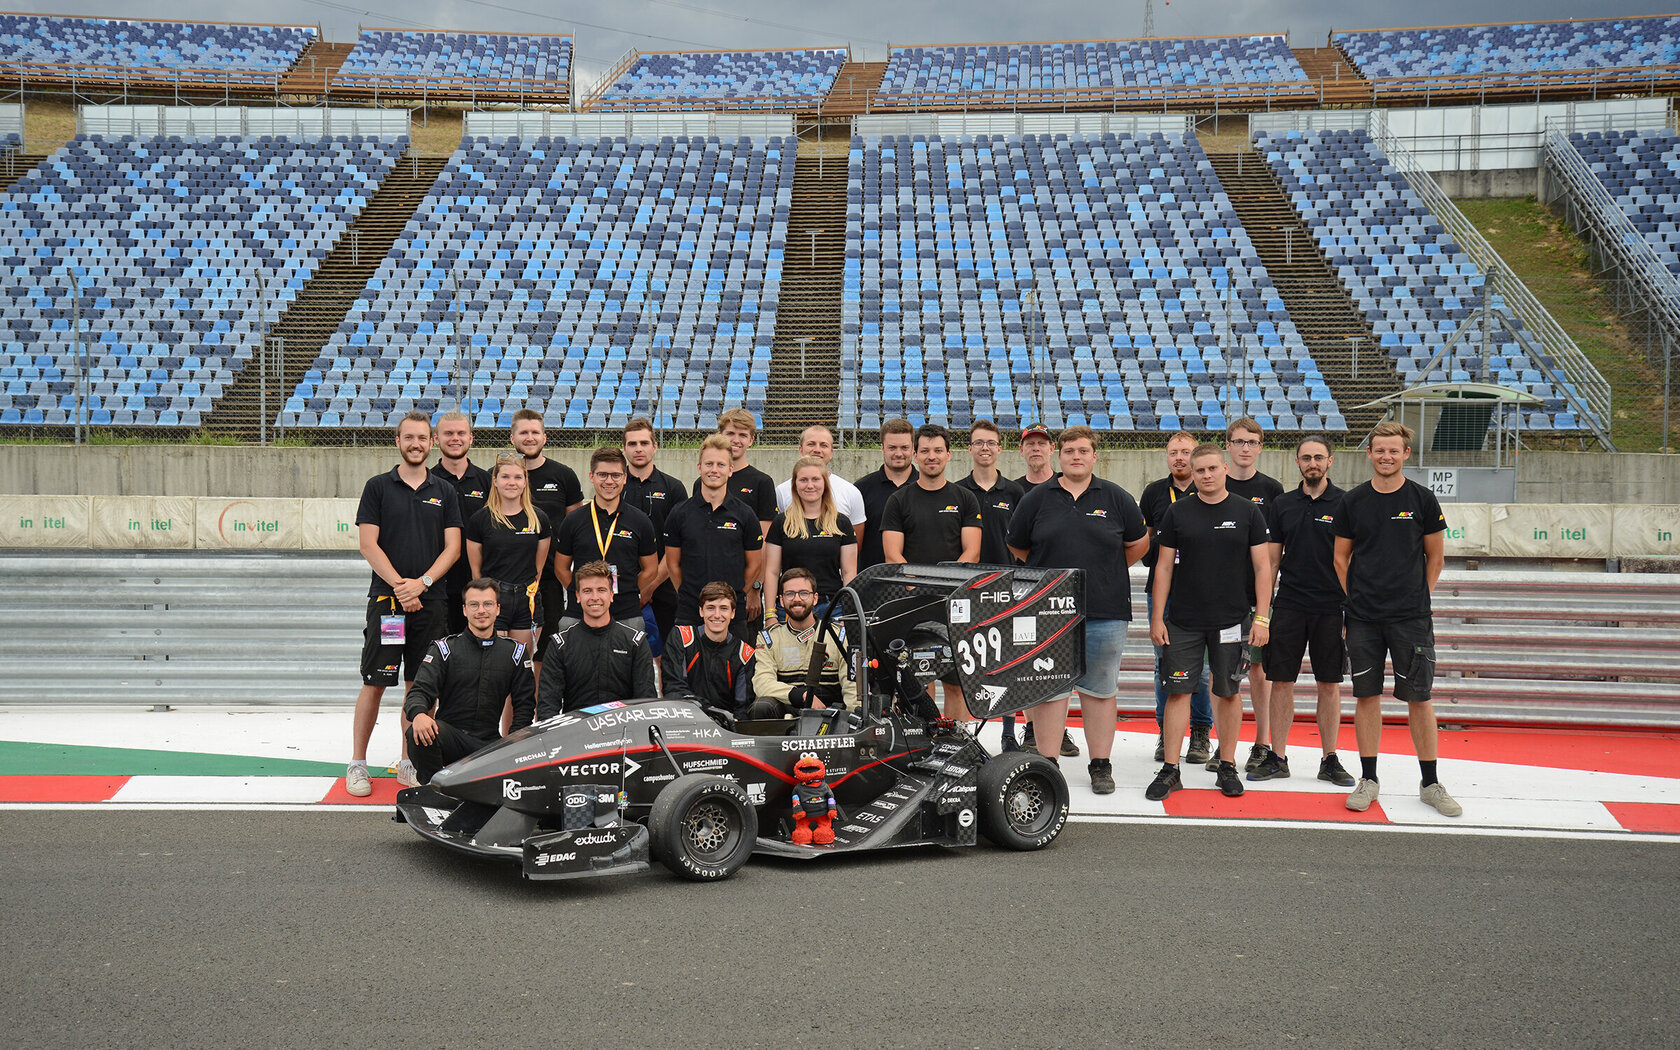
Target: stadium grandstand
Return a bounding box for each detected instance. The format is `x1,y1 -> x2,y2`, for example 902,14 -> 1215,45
0,9 -> 1669,453
583,47 -> 847,111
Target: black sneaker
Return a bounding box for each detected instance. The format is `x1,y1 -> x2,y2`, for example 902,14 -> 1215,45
1089,759 -> 1115,795
1060,730 -> 1081,758
1318,753 -> 1355,787
1145,764 -> 1182,801
1204,747 -> 1222,772
1245,743 -> 1272,773
1153,735 -> 1165,763
1247,752 -> 1291,782
1215,761 -> 1246,797
1184,725 -> 1212,765
1021,723 -> 1038,754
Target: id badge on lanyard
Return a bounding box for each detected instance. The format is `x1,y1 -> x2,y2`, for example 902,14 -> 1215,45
592,502 -> 621,594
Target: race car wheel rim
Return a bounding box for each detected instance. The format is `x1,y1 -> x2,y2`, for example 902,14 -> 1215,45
1006,775 -> 1051,834
682,799 -> 739,857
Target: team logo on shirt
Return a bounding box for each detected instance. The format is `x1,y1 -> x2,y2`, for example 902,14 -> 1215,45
1315,514 -> 1334,524
423,497 -> 444,507
467,489 -> 484,499
1215,520 -> 1238,530
939,505 -> 960,514
1088,508 -> 1109,518
1394,510 -> 1414,521
718,521 -> 739,531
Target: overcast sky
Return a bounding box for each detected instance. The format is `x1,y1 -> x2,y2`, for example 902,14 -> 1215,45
21,1 -> 1680,86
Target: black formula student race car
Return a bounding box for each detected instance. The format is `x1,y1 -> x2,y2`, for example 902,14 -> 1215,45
395,562 -> 1086,882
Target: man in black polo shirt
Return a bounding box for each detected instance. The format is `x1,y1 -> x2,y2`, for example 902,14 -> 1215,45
694,407 -> 778,543
1334,422 -> 1458,817
665,434 -> 766,634
957,419 -> 1024,565
960,418 -> 1028,751
429,410 -> 491,635
553,446 -> 660,632
1007,425 -> 1149,794
882,423 -> 983,723
854,418 -> 916,570
512,407 -> 583,663
1250,435 -> 1354,786
623,416 -> 687,650
1147,443 -> 1271,802
349,409 -> 464,797
1138,431 -> 1212,765
1224,417 -> 1286,773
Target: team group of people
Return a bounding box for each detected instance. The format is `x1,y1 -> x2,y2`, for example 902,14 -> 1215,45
345,404 -> 1462,817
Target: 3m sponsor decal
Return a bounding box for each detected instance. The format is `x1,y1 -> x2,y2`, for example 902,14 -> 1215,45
779,736 -> 856,752
596,792 -> 618,805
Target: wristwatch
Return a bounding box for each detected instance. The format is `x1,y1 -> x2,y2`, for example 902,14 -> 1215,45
420,574 -> 434,588
751,581 -> 763,591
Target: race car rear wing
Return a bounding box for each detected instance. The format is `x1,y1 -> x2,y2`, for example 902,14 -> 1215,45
830,563 -> 1087,720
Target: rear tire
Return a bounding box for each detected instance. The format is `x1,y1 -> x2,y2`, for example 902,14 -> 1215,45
977,752 -> 1068,850
648,773 -> 758,881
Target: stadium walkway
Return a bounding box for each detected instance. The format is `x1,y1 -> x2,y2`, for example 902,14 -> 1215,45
1,706 -> 1675,838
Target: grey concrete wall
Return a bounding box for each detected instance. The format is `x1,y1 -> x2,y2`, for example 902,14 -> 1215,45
5,444 -> 1677,503
1429,167 -> 1539,198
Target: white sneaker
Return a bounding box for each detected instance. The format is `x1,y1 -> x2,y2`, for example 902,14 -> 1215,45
1420,781 -> 1464,817
345,764 -> 373,797
396,760 -> 419,789
1346,777 -> 1379,812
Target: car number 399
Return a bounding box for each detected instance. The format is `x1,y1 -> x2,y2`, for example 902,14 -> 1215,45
956,627 -> 1005,675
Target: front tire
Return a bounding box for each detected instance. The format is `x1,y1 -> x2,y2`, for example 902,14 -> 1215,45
648,773 -> 759,881
977,752 -> 1068,850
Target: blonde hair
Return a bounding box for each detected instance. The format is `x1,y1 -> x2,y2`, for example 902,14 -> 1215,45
698,433 -> 732,461
488,453 -> 537,531
783,456 -> 841,541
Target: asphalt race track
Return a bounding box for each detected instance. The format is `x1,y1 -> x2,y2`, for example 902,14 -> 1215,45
3,811 -> 1672,1049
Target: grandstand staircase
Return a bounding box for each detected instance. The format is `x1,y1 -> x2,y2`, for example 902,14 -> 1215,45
2,150 -> 50,190
1204,147 -> 1398,433
208,151 -> 449,438
278,40 -> 355,97
821,61 -> 887,115
1291,47 -> 1372,105
765,141 -> 848,436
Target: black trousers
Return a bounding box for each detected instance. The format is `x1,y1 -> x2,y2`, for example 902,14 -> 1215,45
405,720 -> 495,785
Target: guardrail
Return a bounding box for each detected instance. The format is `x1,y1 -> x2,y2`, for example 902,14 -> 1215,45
1361,63 -> 1680,105
1367,114 -> 1617,449
2,555 -> 1676,728
1541,127 -> 1680,362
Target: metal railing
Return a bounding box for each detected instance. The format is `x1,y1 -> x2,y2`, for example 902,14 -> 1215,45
1367,114 -> 1616,447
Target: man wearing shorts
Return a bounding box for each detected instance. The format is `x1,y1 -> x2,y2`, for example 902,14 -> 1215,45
1249,436 -> 1354,787
1223,417 -> 1285,772
1007,425 -> 1149,794
1334,422 -> 1459,816
1147,443 -> 1271,801
349,409 -> 463,795
1138,432 -> 1213,765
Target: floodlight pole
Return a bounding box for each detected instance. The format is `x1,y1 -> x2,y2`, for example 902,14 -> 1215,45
71,292 -> 83,446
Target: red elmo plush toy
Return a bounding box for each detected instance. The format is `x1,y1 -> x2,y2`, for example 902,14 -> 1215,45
790,751 -> 838,846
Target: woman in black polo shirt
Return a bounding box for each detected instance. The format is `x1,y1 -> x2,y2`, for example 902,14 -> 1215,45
465,453 -> 553,649
762,456 -> 857,613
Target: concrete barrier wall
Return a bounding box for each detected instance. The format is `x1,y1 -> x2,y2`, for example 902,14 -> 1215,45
4,494 -> 1679,557
2,445 -> 1678,504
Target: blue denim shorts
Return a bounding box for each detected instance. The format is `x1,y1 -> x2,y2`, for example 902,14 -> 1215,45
1074,617 -> 1130,700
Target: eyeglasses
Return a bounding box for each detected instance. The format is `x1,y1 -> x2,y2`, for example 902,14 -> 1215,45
1297,454 -> 1330,463
1229,439 -> 1262,448
781,589 -> 816,600
970,440 -> 1000,448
